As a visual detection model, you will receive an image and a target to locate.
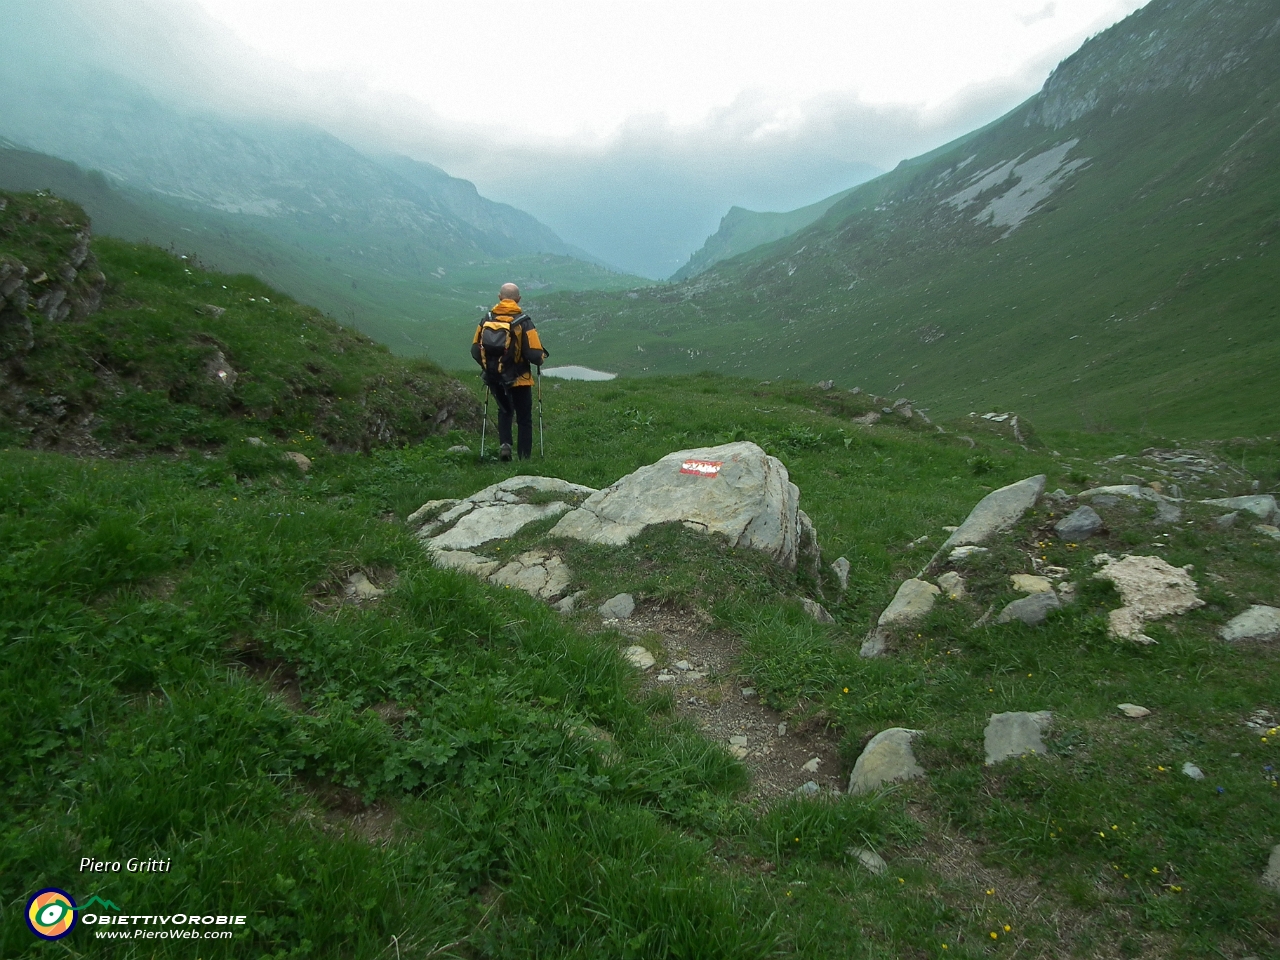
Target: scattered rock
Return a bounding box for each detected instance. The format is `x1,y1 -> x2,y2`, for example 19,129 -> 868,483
801,757 -> 822,773
801,598 -> 835,624
489,550 -> 571,600
852,411 -> 881,425
1010,574 -> 1054,594
1056,581 -> 1077,603
984,711 -> 1051,765
859,633 -> 887,658
1117,703 -> 1151,719
1054,505 -> 1103,540
1092,554 -> 1204,643
741,687 -> 757,698
831,556 -> 851,592
848,728 -> 925,794
1045,489 -> 1072,504
940,475 -> 1046,550
878,579 -> 940,627
938,571 -> 966,600
284,451 -> 311,472
995,592 -> 1061,627
345,571 -> 385,601
599,593 -> 636,620
796,780 -> 820,795
1264,845 -> 1280,893
1255,524 -> 1280,541
948,545 -> 989,562
1154,500 -> 1183,524
554,590 -> 587,615
656,672 -> 676,683
550,441 -> 818,571
1200,495 -> 1277,522
198,303 -> 226,318
777,722 -> 788,736
817,379 -> 834,391
1078,484 -> 1161,502
446,444 -> 471,453
623,645 -> 655,670
1091,494 -> 1120,508
246,436 -> 265,447
674,660 -> 692,671
1182,762 -> 1205,781
1220,606 -> 1280,644
849,847 -> 887,876
1213,511 -> 1239,531
205,349 -> 237,388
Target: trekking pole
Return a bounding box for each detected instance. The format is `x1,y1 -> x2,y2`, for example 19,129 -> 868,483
479,380 -> 490,461
536,365 -> 545,459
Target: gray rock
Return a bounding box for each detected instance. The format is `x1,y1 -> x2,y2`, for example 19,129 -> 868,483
1154,500 -> 1183,524
429,501 -> 571,551
878,579 -> 940,627
599,593 -> 636,620
1263,845 -> 1280,893
938,571 -> 966,600
831,556 -> 851,592
1200,495 -> 1277,522
996,592 -> 1061,627
1091,494 -> 1120,508
1256,524 -> 1280,540
446,444 -> 471,453
796,780 -> 821,795
849,847 -> 887,876
674,660 -> 692,671
622,645 -> 655,669
948,545 -> 989,562
1054,505 -> 1103,540
801,598 -> 835,624
550,441 -> 815,570
848,728 -> 925,794
942,475 -> 1046,549
345,571 -> 386,600
246,436 -> 265,447
1182,761 -> 1205,780
1221,605 -> 1280,644
817,379 -> 834,390
429,549 -> 501,578
859,631 -> 888,658
1117,703 -> 1151,718
407,498 -> 462,527
1213,511 -> 1239,530
1079,484 -> 1161,502
489,550 -> 571,600
554,590 -> 587,615
801,757 -> 822,773
1045,488 -> 1072,504
984,711 -> 1051,765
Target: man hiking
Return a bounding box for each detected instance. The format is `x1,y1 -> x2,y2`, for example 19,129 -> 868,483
472,282 -> 547,461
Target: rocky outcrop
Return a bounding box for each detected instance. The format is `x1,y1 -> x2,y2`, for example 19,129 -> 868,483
1091,554 -> 1203,644
550,441 -> 819,571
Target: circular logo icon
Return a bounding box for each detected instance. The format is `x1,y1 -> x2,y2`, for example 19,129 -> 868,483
26,888 -> 77,940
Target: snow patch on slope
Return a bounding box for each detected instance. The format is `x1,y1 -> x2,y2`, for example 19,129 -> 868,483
944,140 -> 1089,236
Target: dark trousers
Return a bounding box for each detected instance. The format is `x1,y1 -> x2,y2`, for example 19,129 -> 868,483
492,383 -> 534,459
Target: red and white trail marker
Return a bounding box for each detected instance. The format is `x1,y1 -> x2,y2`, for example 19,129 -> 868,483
679,459 -> 723,478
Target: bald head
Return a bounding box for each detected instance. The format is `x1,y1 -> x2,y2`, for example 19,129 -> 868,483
499,282 -> 521,302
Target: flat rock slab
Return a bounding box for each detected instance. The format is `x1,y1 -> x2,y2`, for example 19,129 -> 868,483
849,847 -> 888,876
848,727 -> 925,794
488,550 -> 571,600
550,441 -> 814,570
1264,845 -> 1280,893
878,579 -> 940,627
1079,484 -> 1161,502
428,549 -> 501,578
428,501 -> 572,551
1010,574 -> 1054,594
1118,703 -> 1151,718
984,711 -> 1052,765
599,593 -> 636,620
996,591 -> 1061,626
1221,605 -> 1280,643
1092,554 -> 1203,643
1054,504 -> 1103,540
1201,494 -> 1277,522
942,475 -> 1045,549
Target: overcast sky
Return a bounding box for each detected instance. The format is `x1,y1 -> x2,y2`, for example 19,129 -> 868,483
14,0 -> 1151,276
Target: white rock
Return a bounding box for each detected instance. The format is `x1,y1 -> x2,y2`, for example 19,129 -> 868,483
849,847 -> 887,876
1220,605 -> 1280,644
1200,495 -> 1276,522
674,660 -> 692,671
984,711 -> 1052,765
848,728 -> 925,794
878,579 -> 941,627
831,556 -> 851,592
428,501 -> 572,551
1010,574 -> 1054,594
1092,554 -> 1204,643
802,598 -> 835,624
1117,703 -> 1151,718
623,646 -> 655,670
284,451 -> 311,472
1079,484 -> 1161,502
949,545 -> 989,562
729,735 -> 749,747
801,757 -> 821,773
488,550 -> 571,600
1263,845 -> 1280,893
599,593 -> 636,620
941,475 -> 1046,549
938,571 -> 966,600
344,571 -> 385,600
656,673 -> 676,682
549,441 -> 816,569
1182,762 -> 1205,780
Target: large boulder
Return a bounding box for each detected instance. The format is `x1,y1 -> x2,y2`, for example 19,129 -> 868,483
1200,495 -> 1276,522
941,475 -> 1046,550
549,441 -> 817,570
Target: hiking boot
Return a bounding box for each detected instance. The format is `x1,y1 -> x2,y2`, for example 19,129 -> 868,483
499,443 -> 512,462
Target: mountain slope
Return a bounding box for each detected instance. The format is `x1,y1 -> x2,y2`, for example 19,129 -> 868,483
541,0 -> 1280,438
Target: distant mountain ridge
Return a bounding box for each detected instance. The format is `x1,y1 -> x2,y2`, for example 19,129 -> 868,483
539,0 -> 1280,437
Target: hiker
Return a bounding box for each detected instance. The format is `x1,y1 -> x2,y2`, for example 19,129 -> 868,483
472,282 -> 547,461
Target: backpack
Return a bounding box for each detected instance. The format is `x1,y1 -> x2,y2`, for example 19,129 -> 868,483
478,311 -> 528,387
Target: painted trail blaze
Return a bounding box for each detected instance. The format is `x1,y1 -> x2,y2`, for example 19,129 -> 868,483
679,459 -> 723,477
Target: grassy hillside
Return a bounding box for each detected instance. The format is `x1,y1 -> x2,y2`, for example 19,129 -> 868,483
538,0 -> 1280,438
0,144 -> 649,364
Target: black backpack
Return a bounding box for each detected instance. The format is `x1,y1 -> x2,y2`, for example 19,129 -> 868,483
478,311 -> 528,387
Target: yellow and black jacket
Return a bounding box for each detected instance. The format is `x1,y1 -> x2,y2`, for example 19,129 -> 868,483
471,298 -> 547,387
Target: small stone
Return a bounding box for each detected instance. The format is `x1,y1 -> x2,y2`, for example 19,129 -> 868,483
1213,511 -> 1239,530
1056,581 -> 1077,603
741,687 -> 757,698
685,672 -> 705,681
995,592 -> 1061,626
246,436 -> 265,447
656,672 -> 676,682
877,578 -> 941,627
949,545 -> 989,561
1182,762 -> 1205,780
1117,703 -> 1151,718
938,571 -> 966,600
831,556 -> 851,592
796,780 -> 820,795
554,590 -> 587,615
1220,605 -> 1280,644
729,745 -> 749,759
1054,505 -> 1103,540
1263,845 -> 1280,893
345,571 -> 385,600
777,723 -> 788,736
284,451 -> 311,472
859,631 -> 888,658
623,645 -> 655,670
802,598 -> 835,624
1155,500 -> 1183,524
1254,524 -> 1280,540
849,847 -> 887,876
848,728 -> 925,794
674,659 -> 692,671
729,735 -> 748,747
984,711 -> 1051,765
942,525 -> 960,533
599,593 -> 636,620
446,444 -> 470,453
801,757 -> 821,773
817,379 -> 834,390
1010,574 -> 1054,594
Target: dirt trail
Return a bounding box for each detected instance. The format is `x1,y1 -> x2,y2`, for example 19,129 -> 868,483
612,605 -> 846,801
